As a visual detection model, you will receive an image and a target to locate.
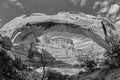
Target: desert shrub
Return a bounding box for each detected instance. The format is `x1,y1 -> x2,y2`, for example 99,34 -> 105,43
82,59 -> 97,72
13,56 -> 27,71
73,64 -> 81,68
77,54 -> 98,72
103,30 -> 120,68
77,48 -> 101,72
17,70 -> 43,80
0,49 -> 27,80
102,21 -> 120,69
46,69 -> 70,80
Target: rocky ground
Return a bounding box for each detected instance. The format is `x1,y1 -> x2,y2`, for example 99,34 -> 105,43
12,43 -> 119,80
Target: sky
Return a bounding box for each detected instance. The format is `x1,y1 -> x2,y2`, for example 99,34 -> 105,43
0,0 -> 99,25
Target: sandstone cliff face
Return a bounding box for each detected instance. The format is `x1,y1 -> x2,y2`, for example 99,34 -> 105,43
0,12 -> 119,78
0,12 -> 118,49
0,11 -> 118,64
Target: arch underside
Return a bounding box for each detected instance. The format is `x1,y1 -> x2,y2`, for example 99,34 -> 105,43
12,21 -> 109,50
0,12 -> 118,67
1,12 -> 117,51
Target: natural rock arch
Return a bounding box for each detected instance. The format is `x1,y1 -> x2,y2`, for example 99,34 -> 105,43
0,12 -> 118,50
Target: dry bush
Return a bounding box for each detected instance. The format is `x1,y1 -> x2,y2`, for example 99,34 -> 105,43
76,46 -> 103,72
77,21 -> 120,72
77,52 -> 99,72
102,21 -> 120,69
103,30 -> 120,68
46,69 -> 70,80
0,49 -> 27,80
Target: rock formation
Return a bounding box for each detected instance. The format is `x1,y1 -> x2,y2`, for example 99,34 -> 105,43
0,12 -> 118,50
0,12 -> 120,78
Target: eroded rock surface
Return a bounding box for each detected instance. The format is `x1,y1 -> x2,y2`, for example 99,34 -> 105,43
0,12 -> 118,49
0,12 -> 119,77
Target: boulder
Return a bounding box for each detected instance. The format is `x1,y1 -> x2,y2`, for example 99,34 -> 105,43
35,67 -> 80,76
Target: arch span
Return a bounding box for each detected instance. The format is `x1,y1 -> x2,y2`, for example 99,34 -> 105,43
0,12 -> 117,50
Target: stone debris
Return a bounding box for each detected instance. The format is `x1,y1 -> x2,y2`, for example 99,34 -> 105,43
35,67 -> 81,76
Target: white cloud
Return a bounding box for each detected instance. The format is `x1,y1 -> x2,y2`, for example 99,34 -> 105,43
93,1 -> 101,9
80,0 -> 87,7
70,0 -> 80,6
70,0 -> 120,21
97,7 -> 109,14
107,4 -> 120,17
93,1 -> 120,19
70,0 -> 88,7
93,1 -> 110,15
2,2 -> 10,9
93,0 -> 110,9
7,0 -> 24,11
